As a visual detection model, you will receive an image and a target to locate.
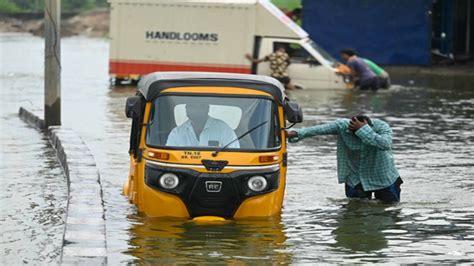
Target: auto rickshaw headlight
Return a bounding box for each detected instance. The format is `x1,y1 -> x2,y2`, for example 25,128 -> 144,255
247,176 -> 268,192
159,173 -> 179,189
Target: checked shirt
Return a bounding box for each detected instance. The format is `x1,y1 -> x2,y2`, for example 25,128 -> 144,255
290,119 -> 399,191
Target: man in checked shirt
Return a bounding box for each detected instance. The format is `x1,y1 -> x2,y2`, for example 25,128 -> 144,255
287,115 -> 403,203
245,45 -> 297,90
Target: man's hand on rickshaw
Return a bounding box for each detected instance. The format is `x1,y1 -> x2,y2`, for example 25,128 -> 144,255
286,130 -> 298,138
286,130 -> 301,143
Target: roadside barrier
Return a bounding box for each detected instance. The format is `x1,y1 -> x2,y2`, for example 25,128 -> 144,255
19,107 -> 108,265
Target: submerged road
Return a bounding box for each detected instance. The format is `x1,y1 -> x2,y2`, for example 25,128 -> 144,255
1,33 -> 473,264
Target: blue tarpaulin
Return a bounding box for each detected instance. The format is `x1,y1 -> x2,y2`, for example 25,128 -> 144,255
302,0 -> 434,65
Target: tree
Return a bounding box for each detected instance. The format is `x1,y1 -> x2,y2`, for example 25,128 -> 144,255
3,0 -> 108,13
0,0 -> 20,13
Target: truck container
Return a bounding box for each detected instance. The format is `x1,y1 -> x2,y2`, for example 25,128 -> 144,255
108,0 -> 348,89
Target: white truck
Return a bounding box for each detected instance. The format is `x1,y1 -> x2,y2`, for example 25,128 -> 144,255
108,0 -> 349,89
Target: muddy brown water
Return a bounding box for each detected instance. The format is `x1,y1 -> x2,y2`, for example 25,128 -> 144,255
1,33 -> 473,264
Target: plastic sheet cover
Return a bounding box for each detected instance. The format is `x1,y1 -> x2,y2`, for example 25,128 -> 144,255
302,0 -> 433,65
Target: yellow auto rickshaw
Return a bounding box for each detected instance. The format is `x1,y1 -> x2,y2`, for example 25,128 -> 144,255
124,72 -> 303,221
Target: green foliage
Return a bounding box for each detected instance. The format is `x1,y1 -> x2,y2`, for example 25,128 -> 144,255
271,0 -> 301,10
3,0 -> 109,13
62,0 -> 94,11
0,0 -> 21,13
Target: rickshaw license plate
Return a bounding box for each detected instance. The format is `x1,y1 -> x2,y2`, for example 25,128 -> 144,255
205,181 -> 222,193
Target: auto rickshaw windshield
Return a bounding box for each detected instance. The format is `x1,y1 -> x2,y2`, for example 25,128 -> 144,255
146,95 -> 281,150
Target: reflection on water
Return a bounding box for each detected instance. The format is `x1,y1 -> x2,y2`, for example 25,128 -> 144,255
1,33 -> 474,264
1,33 -> 67,264
332,201 -> 398,253
127,216 -> 291,264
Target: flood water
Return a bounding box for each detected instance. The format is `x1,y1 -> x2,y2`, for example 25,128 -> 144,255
1,33 -> 473,264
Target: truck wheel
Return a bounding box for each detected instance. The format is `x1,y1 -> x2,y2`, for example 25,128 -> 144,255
111,77 -> 126,86
295,85 -> 304,90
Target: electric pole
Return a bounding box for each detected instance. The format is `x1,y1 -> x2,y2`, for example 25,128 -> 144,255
44,0 -> 61,127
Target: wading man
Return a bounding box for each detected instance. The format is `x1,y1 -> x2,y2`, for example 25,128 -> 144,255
363,58 -> 391,89
245,45 -> 297,90
340,49 -> 379,91
287,115 -> 403,203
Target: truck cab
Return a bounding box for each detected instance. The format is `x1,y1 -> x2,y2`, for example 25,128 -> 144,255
255,37 -> 346,89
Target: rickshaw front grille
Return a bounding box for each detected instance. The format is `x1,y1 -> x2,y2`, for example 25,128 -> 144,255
145,162 -> 280,218
188,175 -> 240,218
199,197 -> 227,207
199,197 -> 226,208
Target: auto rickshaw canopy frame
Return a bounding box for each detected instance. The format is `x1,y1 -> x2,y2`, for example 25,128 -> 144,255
137,72 -> 287,104
126,72 -> 303,159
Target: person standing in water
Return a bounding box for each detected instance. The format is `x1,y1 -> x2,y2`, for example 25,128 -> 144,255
287,115 -> 403,203
363,58 -> 391,89
245,45 -> 297,90
340,49 -> 379,91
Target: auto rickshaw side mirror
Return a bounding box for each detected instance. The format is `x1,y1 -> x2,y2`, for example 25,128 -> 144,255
125,96 -> 143,119
284,100 -> 303,123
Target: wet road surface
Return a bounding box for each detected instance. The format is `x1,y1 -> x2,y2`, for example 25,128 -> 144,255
1,33 -> 473,264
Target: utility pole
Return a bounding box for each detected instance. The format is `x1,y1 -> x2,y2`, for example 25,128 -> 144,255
44,0 -> 61,127
466,0 -> 471,54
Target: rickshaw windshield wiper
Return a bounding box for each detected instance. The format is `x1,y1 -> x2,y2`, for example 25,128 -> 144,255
145,119 -> 154,129
212,121 -> 268,157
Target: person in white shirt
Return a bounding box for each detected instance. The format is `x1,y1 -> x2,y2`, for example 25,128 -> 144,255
166,102 -> 240,148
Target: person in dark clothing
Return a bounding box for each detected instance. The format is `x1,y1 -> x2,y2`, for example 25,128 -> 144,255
340,49 -> 379,91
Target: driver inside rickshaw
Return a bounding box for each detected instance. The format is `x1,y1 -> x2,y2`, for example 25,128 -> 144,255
166,102 -> 240,148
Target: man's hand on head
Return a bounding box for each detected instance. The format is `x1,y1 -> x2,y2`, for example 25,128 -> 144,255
349,117 -> 367,133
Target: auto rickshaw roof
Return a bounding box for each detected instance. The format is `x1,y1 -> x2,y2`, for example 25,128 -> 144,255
138,72 -> 286,104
